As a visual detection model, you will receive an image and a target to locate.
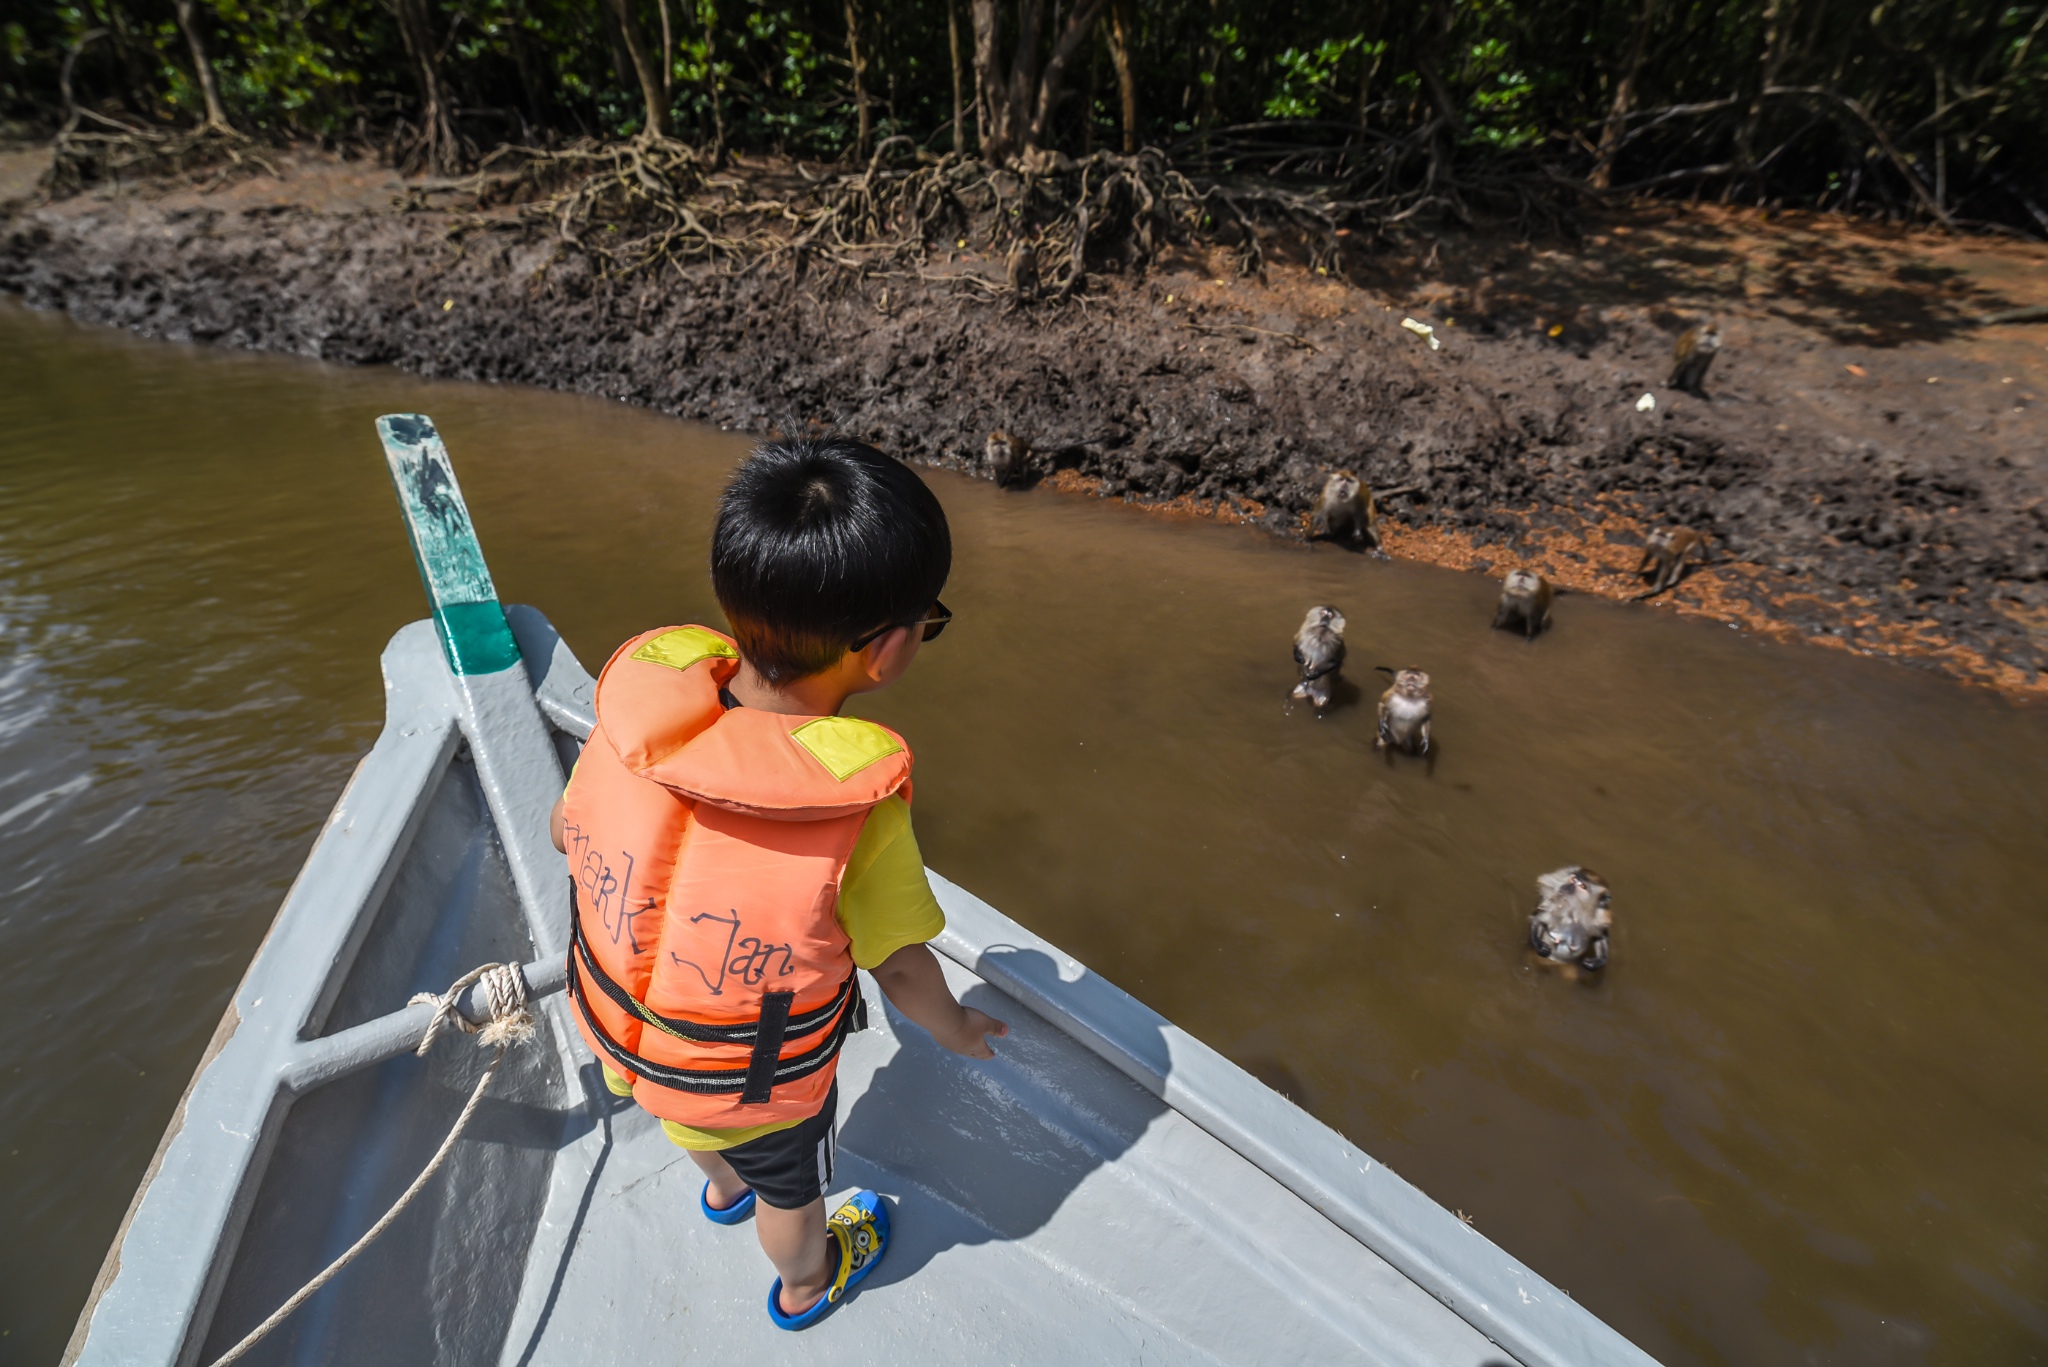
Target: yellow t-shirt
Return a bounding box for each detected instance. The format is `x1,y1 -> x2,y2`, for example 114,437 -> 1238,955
597,793 -> 945,1150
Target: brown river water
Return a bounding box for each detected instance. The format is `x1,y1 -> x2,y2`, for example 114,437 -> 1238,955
2,296 -> 2045,1365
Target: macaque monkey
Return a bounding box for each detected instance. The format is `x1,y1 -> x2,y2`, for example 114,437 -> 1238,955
1492,569 -> 1554,639
1309,470 -> 1379,550
1374,667 -> 1432,755
1667,322 -> 1721,395
1290,606 -> 1347,711
1529,866 -> 1612,971
1006,240 -> 1039,303
986,432 -> 1031,488
1633,527 -> 1706,599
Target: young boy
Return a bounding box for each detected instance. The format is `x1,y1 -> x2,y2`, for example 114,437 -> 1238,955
549,435 -> 1006,1330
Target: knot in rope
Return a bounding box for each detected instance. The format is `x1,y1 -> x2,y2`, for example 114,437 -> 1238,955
409,961 -> 534,1057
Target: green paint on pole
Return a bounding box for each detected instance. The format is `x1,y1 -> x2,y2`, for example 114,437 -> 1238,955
376,414 -> 522,677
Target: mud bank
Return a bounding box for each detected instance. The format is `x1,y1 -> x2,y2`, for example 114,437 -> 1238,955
5,149 -> 2046,694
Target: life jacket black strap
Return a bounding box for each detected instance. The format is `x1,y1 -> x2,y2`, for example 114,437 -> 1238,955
570,895 -> 853,1046
741,992 -> 794,1104
565,881 -> 868,1102
567,957 -> 863,1098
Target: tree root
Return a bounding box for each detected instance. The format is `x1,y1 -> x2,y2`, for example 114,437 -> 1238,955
450,132 -> 1583,290
43,120 -> 278,199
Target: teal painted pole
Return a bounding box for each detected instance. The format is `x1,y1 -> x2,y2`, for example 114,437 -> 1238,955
375,414 -> 523,677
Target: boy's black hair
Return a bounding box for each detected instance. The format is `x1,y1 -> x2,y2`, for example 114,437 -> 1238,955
711,435 -> 951,684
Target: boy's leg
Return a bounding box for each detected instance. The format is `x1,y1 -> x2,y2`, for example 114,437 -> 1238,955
756,1197 -> 832,1314
684,1147 -> 829,1310
707,1083 -> 841,1315
683,1147 -> 751,1212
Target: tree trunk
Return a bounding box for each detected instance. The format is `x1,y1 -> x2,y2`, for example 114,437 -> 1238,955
1083,31 -> 1098,153
657,0 -> 673,95
970,0 -> 1107,159
1590,0 -> 1656,189
1352,28 -> 1384,137
1932,66 -> 1947,214
1198,0 -> 1221,129
389,0 -> 463,173
601,0 -> 672,138
1730,0 -> 1793,200
946,0 -> 967,152
1415,0 -> 1466,139
1025,0 -> 1110,148
969,0 -> 1010,159
696,0 -> 725,157
58,28 -> 109,134
170,0 -> 231,129
844,0 -> 871,156
1107,0 -> 1137,153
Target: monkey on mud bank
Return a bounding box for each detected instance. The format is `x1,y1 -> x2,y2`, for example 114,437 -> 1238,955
1290,606 -> 1347,712
1374,667 -> 1432,755
1633,527 -> 1708,599
1006,239 -> 1039,305
1492,569 -> 1554,639
1309,471 -> 1380,550
1667,321 -> 1722,396
1529,866 -> 1612,972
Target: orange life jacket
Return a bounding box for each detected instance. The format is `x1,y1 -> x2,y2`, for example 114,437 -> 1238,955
561,625 -> 913,1128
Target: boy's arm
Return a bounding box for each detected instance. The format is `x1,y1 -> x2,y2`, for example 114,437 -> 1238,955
869,943 -> 1008,1060
549,794 -> 567,853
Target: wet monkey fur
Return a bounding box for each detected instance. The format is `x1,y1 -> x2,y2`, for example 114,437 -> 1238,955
1529,866 -> 1613,971
986,432 -> 1031,488
1290,606 -> 1347,711
1634,527 -> 1707,599
1374,667 -> 1432,755
1309,470 -> 1379,550
1492,569 -> 1554,639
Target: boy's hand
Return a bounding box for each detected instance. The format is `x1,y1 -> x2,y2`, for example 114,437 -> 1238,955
870,942 -> 1009,1061
939,1007 -> 1009,1060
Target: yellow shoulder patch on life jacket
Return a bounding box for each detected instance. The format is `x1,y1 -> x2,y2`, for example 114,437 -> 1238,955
631,626 -> 737,673
790,716 -> 903,782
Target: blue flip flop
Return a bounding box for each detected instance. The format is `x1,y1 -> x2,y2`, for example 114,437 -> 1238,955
700,1181 -> 756,1226
766,1190 -> 891,1330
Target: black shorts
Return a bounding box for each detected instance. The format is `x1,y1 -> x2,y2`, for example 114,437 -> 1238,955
718,1082 -> 838,1210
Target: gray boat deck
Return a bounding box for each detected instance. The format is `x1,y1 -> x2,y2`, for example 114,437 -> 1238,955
499,907 -> 1507,1367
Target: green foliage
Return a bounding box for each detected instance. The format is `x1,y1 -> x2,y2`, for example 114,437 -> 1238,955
4,0 -> 2041,227
1264,36 -> 1371,119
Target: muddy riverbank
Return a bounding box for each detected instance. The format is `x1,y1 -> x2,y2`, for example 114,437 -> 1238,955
4,145 -> 2046,694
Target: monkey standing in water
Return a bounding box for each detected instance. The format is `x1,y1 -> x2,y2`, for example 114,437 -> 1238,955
1529,866 -> 1612,971
985,432 -> 1031,488
1667,321 -> 1721,395
1373,668 -> 1432,755
1309,470 -> 1379,550
1290,606 -> 1347,712
1633,527 -> 1706,599
1492,568 -> 1554,639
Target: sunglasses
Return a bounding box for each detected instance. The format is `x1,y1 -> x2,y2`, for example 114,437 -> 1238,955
850,599 -> 952,653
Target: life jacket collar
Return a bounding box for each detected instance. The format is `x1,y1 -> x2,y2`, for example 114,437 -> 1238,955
592,625 -> 913,821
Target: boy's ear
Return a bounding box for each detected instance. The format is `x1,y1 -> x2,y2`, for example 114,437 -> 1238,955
857,624 -> 917,682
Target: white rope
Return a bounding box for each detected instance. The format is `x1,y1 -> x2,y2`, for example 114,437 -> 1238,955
205,963 -> 535,1367
407,960 -> 533,1055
